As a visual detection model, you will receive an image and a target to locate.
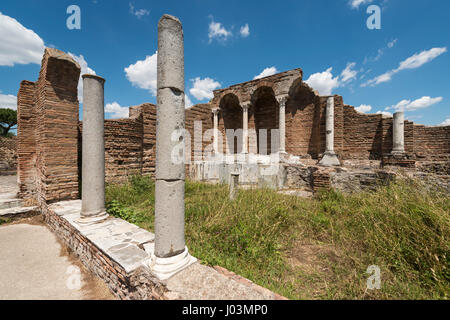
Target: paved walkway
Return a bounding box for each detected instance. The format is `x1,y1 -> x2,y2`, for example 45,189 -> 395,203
0,183 -> 114,300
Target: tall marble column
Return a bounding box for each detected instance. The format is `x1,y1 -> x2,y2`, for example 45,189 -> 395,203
319,96 -> 340,167
241,103 -> 250,155
151,14 -> 196,280
77,74 -> 108,225
212,108 -> 219,155
277,95 -> 288,154
392,112 -> 405,154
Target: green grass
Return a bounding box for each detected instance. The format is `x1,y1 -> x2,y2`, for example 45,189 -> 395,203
106,175 -> 449,300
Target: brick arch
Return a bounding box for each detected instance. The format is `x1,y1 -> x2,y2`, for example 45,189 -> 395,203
219,93 -> 242,154
250,86 -> 279,154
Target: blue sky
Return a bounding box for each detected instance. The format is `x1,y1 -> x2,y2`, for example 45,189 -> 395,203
0,0 -> 449,126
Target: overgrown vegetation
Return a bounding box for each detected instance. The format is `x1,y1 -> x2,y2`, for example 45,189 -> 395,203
106,175 -> 449,300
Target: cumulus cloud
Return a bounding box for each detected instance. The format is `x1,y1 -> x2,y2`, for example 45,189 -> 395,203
340,62 -> 358,83
125,51 -> 158,96
253,67 -> 278,80
349,0 -> 374,9
355,104 -> 372,113
438,118 -> 450,127
305,68 -> 340,96
362,47 -> 447,87
68,53 -> 96,103
388,96 -> 443,112
189,77 -> 221,101
208,18 -> 232,43
0,93 -> 17,110
0,12 -> 45,66
240,24 -> 250,37
105,102 -> 129,119
129,3 -> 150,19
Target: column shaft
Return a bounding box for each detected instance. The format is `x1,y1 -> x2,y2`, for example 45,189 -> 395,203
242,104 -> 249,154
392,112 -> 405,154
277,96 -> 287,153
155,14 -> 186,258
213,109 -> 219,154
80,74 -> 107,223
325,96 -> 335,153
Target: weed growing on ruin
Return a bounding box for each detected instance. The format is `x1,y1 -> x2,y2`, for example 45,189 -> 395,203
106,175 -> 449,300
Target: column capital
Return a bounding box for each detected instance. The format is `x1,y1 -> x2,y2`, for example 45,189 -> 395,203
276,95 -> 289,106
212,108 -> 220,116
240,102 -> 251,111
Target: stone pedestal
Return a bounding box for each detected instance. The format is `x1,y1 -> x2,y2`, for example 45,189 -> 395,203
77,74 -> 108,225
319,96 -> 340,167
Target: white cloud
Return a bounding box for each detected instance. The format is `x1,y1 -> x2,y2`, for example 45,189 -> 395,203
185,94 -> 194,109
349,0 -> 374,9
189,77 -> 221,101
0,93 -> 17,110
0,12 -> 45,66
397,47 -> 447,71
68,53 -> 96,103
362,47 -> 447,87
438,118 -> 450,127
240,24 -> 250,38
388,96 -> 443,112
105,102 -> 129,119
129,3 -> 150,19
340,62 -> 358,83
305,67 -> 340,96
125,51 -> 158,96
376,111 -> 393,117
208,18 -> 232,43
355,104 -> 372,113
253,67 -> 278,80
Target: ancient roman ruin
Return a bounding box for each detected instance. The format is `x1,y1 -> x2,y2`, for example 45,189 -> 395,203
0,12 -> 448,299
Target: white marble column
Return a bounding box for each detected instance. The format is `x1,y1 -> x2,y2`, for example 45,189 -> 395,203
276,95 -> 288,154
392,112 -> 405,154
319,96 -> 340,167
77,74 -> 108,225
241,103 -> 250,155
212,108 -> 219,155
151,14 -> 196,280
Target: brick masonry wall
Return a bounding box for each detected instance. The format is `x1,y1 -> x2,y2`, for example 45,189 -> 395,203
413,125 -> 450,161
17,80 -> 36,198
0,136 -> 17,174
34,49 -> 80,204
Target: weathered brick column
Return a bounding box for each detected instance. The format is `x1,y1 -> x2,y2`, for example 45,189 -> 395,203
77,74 -> 109,225
35,48 -> 80,204
392,112 -> 405,155
151,14 -> 196,280
319,96 -> 340,167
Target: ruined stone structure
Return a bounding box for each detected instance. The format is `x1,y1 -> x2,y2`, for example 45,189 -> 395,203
0,136 -> 16,176
16,49 -> 450,201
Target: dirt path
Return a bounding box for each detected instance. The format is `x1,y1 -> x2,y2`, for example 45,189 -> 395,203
0,216 -> 115,300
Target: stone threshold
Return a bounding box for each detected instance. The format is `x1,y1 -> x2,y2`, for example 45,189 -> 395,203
43,200 -> 286,300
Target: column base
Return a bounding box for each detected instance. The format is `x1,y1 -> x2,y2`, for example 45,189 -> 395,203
76,211 -> 109,225
319,151 -> 341,167
149,246 -> 197,281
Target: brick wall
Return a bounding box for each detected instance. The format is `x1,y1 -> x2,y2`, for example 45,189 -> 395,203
0,136 -> 17,175
413,125 -> 450,161
17,80 -> 36,197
